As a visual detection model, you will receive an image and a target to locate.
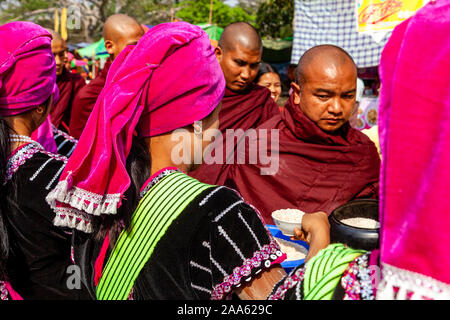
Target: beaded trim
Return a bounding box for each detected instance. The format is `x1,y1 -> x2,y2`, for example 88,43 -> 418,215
376,263 -> 450,300
52,125 -> 78,145
210,241 -> 284,300
267,265 -> 306,300
341,252 -> 374,300
4,142 -> 44,185
140,168 -> 181,198
0,281 -> 9,300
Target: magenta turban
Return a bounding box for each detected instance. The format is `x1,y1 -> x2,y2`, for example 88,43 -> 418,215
0,21 -> 58,116
46,22 -> 225,232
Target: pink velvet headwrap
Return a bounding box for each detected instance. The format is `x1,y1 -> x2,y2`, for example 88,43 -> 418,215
0,21 -> 58,116
0,21 -> 59,154
377,0 -> 450,299
46,22 -> 225,232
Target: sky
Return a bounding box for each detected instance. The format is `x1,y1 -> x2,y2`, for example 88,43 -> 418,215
224,0 -> 238,7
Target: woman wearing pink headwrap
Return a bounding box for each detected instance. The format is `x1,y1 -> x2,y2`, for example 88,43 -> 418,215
46,22 -> 330,300
0,21 -> 89,300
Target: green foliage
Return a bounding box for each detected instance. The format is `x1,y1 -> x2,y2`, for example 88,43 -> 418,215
255,0 -> 294,39
176,0 -> 255,28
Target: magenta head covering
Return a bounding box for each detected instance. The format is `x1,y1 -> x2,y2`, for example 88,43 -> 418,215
377,0 -> 450,299
0,21 -> 59,116
46,22 -> 225,232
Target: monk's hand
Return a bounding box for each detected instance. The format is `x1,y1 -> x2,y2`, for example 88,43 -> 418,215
291,211 -> 330,261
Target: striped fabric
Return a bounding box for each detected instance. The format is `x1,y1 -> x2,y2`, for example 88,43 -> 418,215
96,171 -> 212,300
291,0 -> 391,67
303,243 -> 366,300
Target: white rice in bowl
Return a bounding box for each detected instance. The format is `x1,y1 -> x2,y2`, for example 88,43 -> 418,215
275,238 -> 307,261
272,208 -> 305,223
340,217 -> 380,229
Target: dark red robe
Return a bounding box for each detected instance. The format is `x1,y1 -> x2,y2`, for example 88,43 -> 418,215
218,83 -> 280,132
69,60 -> 112,139
50,67 -> 85,131
191,94 -> 380,224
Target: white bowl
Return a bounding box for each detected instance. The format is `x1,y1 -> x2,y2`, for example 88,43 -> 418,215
271,209 -> 305,236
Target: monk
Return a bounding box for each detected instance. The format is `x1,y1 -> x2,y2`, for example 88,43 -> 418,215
192,45 -> 380,224
190,22 -> 280,183
69,14 -> 144,139
214,22 -> 280,132
49,30 -> 85,131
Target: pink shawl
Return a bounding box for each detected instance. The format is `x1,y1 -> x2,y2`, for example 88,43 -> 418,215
377,0 -> 450,299
46,22 -> 225,232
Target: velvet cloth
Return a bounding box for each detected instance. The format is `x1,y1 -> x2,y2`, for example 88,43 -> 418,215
377,0 -> 450,298
218,84 -> 280,132
46,22 -> 225,231
0,22 -> 58,116
31,117 -> 58,154
50,67 -> 85,129
69,59 -> 112,139
192,94 -> 380,224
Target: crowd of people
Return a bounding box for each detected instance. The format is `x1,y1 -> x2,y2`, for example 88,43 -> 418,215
0,0 -> 449,301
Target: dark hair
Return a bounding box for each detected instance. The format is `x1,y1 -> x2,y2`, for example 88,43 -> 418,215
94,136 -> 151,247
0,117 -> 11,280
0,95 -> 54,280
254,62 -> 279,84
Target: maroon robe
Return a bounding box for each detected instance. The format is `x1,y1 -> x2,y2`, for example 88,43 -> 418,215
191,94 -> 380,224
218,83 -> 280,132
50,67 -> 85,131
69,60 -> 111,139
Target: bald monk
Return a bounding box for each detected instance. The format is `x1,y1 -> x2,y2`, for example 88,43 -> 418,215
214,22 -> 280,132
190,22 -> 280,183
69,14 -> 144,139
49,30 -> 85,131
192,45 -> 380,224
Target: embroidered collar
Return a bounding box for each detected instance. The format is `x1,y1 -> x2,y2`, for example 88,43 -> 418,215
139,167 -> 182,197
4,142 -> 44,185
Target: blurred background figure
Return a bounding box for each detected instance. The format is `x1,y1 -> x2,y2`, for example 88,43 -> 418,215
255,62 -> 282,105
48,29 -> 85,132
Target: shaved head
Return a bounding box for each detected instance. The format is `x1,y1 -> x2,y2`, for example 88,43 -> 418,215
103,14 -> 144,60
215,22 -> 262,91
218,22 -> 262,53
46,29 -> 67,75
46,28 -> 63,42
296,45 -> 357,86
291,44 -> 358,132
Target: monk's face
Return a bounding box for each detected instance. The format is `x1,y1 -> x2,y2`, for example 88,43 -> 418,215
105,26 -> 144,61
292,60 -> 357,132
215,43 -> 261,92
51,38 -> 68,76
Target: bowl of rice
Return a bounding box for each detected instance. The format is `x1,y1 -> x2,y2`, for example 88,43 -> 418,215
271,208 -> 305,237
329,199 -> 379,251
267,225 -> 309,273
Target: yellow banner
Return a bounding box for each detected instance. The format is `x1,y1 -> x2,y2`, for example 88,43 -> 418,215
357,0 -> 426,33
54,9 -> 59,33
61,7 -> 68,40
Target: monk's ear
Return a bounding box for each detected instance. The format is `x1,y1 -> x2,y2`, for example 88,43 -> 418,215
215,46 -> 223,63
104,39 -> 114,55
291,82 -> 301,105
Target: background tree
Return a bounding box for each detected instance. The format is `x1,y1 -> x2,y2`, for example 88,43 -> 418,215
237,0 -> 264,15
255,0 -> 294,39
175,0 -> 254,28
